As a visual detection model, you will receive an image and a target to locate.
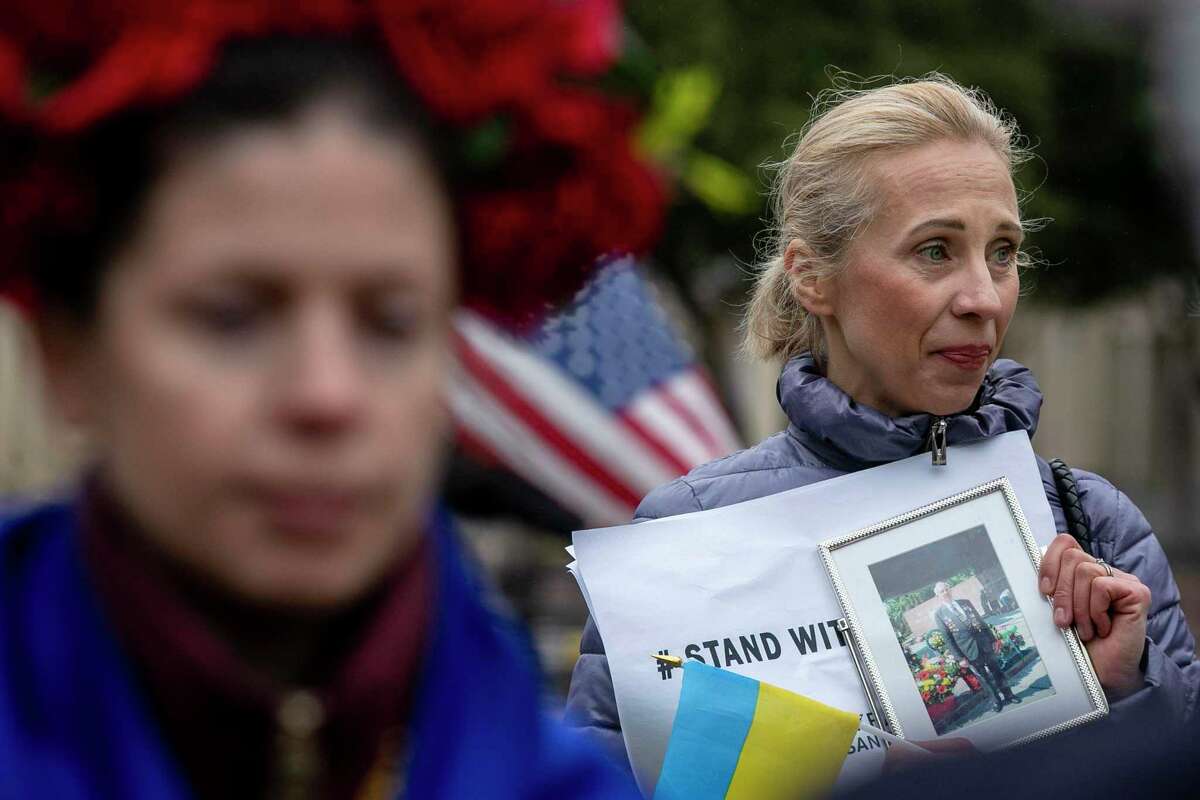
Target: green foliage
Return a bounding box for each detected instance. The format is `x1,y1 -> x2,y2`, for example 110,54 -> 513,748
883,567 -> 975,639
629,0 -> 1195,307
638,66 -> 723,159
884,585 -> 934,639
944,570 -> 973,588
886,600 -> 914,639
638,67 -> 759,215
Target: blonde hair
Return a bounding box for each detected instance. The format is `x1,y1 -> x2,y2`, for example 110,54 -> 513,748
744,73 -> 1032,363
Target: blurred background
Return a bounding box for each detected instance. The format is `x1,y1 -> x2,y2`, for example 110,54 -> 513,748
2,0 -> 1198,703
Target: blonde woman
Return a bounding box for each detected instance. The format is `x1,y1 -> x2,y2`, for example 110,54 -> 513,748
567,75 -> 1198,766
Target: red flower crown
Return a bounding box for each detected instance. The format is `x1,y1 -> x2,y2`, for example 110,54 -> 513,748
0,0 -> 665,326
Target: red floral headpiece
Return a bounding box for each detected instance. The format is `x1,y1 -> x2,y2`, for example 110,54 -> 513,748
0,0 -> 665,326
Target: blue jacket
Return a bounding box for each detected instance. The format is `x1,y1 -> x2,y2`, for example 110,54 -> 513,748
0,501 -> 640,799
566,356 -> 1199,765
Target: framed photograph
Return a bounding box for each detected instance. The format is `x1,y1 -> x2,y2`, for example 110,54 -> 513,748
819,477 -> 1107,750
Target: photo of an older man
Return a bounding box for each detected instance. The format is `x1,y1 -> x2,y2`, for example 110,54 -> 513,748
932,580 -> 1020,713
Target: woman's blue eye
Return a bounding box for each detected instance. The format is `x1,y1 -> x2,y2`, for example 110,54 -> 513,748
993,246 -> 1014,266
920,244 -> 948,263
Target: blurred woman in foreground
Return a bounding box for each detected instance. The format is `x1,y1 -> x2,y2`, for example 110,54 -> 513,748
568,75 -> 1198,765
0,2 -> 661,798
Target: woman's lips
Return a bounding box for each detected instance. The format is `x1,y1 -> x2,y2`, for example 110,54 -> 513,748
252,488 -> 363,539
936,345 -> 991,370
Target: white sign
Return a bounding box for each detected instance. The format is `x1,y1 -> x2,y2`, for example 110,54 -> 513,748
570,431 -> 1057,796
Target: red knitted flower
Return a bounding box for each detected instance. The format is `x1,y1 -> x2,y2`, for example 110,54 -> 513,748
0,0 -> 665,327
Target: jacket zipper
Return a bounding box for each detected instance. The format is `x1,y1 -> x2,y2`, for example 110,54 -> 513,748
929,416 -> 948,466
272,689 -> 326,800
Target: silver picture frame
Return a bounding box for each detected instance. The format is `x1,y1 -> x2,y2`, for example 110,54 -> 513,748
819,477 -> 1108,749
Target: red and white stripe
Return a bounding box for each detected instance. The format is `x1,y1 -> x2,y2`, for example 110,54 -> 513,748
621,371 -> 740,474
449,311 -> 741,526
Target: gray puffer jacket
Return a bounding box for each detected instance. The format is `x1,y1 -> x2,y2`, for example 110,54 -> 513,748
566,355 -> 1199,767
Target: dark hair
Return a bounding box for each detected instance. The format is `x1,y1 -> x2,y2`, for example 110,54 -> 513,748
30,35 -> 451,320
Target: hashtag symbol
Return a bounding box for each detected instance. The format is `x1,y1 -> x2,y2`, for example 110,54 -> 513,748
656,649 -> 674,680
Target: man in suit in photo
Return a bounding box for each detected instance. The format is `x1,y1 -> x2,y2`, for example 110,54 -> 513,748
933,581 -> 1020,713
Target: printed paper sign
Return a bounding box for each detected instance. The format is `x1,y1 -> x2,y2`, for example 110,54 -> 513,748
570,431 -> 1057,796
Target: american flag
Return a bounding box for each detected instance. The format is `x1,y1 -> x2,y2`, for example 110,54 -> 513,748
450,259 -> 741,526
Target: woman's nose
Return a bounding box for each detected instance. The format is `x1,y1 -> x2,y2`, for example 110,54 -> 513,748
950,258 -> 1004,320
276,306 -> 366,436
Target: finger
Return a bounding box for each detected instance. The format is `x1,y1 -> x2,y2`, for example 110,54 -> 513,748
1072,561 -> 1106,640
1090,579 -> 1113,638
1096,565 -> 1152,606
1106,576 -> 1152,618
1108,566 -> 1143,586
1040,534 -> 1083,596
1052,547 -> 1092,629
1095,560 -> 1146,589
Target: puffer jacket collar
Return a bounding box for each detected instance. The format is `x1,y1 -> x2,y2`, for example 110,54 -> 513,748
778,354 -> 1043,471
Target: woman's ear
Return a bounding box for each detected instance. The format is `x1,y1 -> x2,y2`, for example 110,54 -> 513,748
784,238 -> 836,316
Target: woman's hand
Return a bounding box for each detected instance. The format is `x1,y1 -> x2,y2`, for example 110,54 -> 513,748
1039,534 -> 1150,698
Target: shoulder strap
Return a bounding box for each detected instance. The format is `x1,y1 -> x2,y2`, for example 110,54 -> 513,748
1048,457 -> 1092,555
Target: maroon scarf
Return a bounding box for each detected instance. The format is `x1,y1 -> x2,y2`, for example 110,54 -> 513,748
81,480 -> 433,799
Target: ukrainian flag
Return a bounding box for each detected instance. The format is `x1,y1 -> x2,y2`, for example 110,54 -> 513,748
652,662 -> 860,800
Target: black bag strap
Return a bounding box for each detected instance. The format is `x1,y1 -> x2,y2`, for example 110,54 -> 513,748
1049,457 -> 1092,555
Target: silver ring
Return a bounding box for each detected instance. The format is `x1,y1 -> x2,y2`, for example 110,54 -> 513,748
1095,557 -> 1113,578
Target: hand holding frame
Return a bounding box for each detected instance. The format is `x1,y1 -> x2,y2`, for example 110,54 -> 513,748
1039,534 -> 1149,698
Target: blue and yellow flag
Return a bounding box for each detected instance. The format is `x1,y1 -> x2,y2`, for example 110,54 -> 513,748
653,662 -> 860,800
